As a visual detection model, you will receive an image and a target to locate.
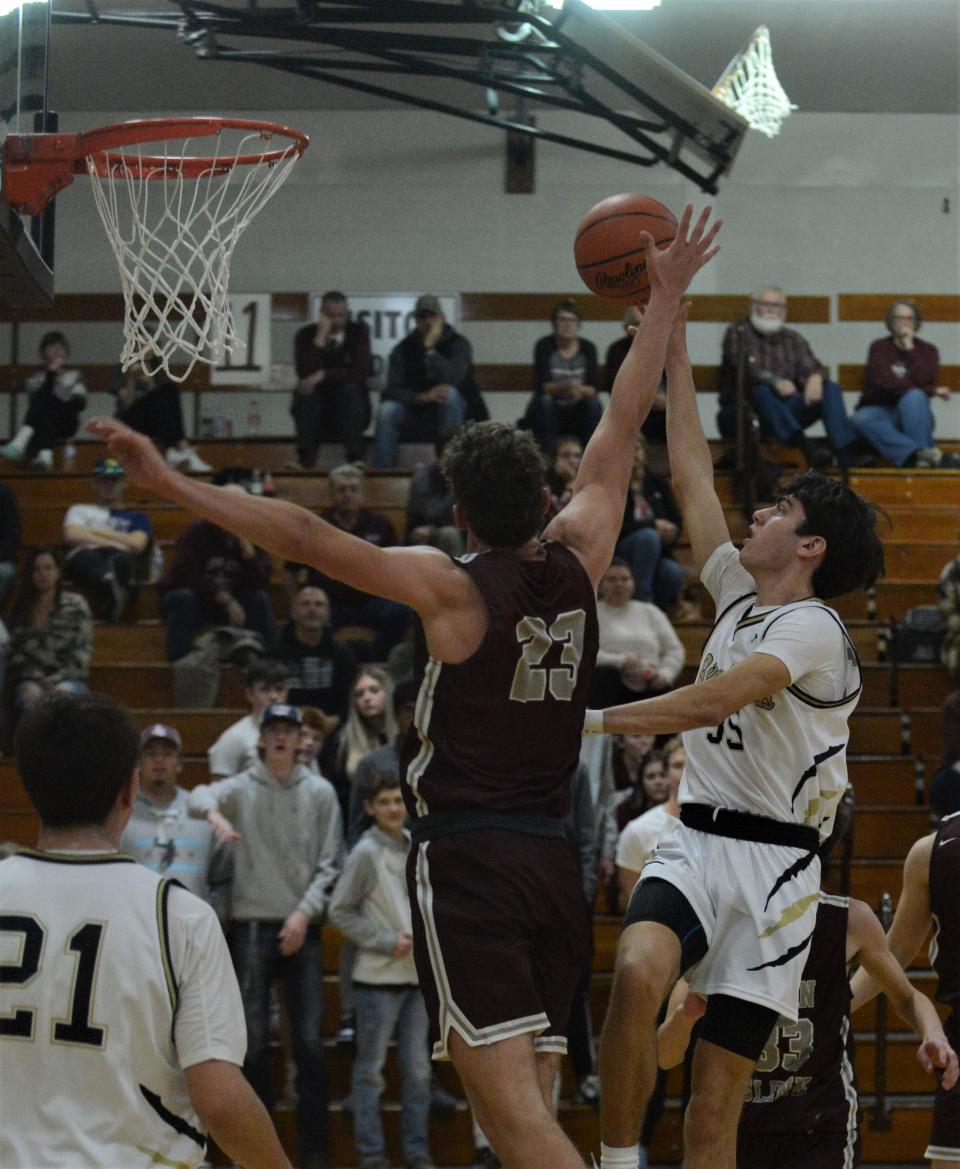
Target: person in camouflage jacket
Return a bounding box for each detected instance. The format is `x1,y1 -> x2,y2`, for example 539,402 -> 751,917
8,548 -> 92,710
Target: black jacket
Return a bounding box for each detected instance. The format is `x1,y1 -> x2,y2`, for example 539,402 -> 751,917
384,324 -> 487,420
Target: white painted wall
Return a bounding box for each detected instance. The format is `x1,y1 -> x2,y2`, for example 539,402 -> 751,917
22,109 -> 960,440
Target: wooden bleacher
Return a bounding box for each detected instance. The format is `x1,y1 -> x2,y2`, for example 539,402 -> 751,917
2,288 -> 958,1167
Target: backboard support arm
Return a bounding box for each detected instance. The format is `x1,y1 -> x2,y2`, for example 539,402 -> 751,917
53,0 -> 748,193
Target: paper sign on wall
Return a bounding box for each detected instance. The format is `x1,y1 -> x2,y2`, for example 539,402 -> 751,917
210,294 -> 273,385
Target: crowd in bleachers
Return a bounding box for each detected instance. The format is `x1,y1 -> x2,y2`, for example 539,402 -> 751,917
1,287 -> 959,1169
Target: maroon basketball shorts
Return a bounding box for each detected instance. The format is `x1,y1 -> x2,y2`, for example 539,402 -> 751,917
407,829 -> 589,1060
927,1011 -> 960,1162
737,1126 -> 861,1169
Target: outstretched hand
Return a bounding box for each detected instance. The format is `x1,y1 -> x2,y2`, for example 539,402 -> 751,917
640,205 -> 722,303
86,417 -> 176,496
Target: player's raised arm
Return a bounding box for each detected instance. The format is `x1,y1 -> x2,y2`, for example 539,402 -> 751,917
545,205 -> 721,588
845,897 -> 958,1090
850,832 -> 935,1011
87,418 -> 463,615
664,298 -> 732,574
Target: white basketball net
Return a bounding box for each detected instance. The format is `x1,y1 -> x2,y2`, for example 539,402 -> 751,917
712,26 -> 797,139
86,129 -> 301,383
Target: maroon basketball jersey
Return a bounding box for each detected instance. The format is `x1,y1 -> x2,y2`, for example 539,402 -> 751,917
400,540 -> 598,820
739,896 -> 859,1138
930,811 -> 960,1008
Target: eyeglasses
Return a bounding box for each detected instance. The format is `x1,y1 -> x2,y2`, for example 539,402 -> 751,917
555,315 -> 580,325
753,300 -> 786,313
890,313 -> 916,322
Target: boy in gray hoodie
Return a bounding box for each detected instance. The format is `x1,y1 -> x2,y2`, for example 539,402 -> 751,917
188,703 -> 342,1169
329,772 -> 434,1169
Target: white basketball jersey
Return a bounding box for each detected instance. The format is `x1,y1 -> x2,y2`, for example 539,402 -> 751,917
681,544 -> 861,839
0,850 -> 245,1169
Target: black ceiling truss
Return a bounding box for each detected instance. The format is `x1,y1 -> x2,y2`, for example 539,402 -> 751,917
54,0 -> 744,192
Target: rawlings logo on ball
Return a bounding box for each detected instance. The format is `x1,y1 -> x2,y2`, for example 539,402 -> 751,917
595,260 -> 647,292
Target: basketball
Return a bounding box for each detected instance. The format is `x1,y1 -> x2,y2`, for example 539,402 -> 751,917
573,194 -> 678,305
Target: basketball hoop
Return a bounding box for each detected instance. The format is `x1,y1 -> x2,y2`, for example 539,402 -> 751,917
712,26 -> 797,139
2,118 -> 308,381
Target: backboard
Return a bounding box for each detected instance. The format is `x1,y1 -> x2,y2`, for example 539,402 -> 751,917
1,0 -> 54,308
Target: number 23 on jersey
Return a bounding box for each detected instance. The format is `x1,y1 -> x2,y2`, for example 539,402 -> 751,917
509,610 -> 587,703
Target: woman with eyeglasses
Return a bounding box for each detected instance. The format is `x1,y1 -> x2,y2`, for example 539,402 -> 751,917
851,297 -> 958,469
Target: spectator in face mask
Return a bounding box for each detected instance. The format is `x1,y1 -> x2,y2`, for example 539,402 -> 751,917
717,286 -> 870,473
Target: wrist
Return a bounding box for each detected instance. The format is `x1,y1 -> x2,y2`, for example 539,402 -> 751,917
583,709 -> 604,735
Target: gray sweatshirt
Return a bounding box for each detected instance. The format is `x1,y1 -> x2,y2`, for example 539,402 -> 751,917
328,826 -> 417,985
188,761 -> 343,922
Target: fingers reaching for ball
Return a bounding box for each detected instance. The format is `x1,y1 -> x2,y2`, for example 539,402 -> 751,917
643,204 -> 722,301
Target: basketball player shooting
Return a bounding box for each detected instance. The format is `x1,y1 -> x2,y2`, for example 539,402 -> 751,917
584,306 -> 886,1169
90,204 -> 720,1169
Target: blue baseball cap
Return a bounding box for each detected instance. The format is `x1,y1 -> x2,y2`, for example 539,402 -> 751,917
259,703 -> 303,728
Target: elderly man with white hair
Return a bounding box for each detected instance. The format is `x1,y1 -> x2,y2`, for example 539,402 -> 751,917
717,285 -> 871,473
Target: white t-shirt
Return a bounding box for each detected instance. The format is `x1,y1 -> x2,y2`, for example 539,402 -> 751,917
0,850 -> 245,1169
616,803 -> 680,873
680,543 -> 861,839
208,713 -> 260,777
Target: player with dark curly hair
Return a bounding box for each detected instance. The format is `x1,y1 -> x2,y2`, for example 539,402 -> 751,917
585,306 -> 886,1169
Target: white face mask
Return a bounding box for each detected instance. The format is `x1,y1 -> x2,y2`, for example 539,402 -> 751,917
750,309 -> 784,336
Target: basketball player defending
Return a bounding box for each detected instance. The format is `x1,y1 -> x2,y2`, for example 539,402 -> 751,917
0,692 -> 291,1169
90,205 -> 721,1169
850,814 -> 960,1167
584,306 -> 886,1169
